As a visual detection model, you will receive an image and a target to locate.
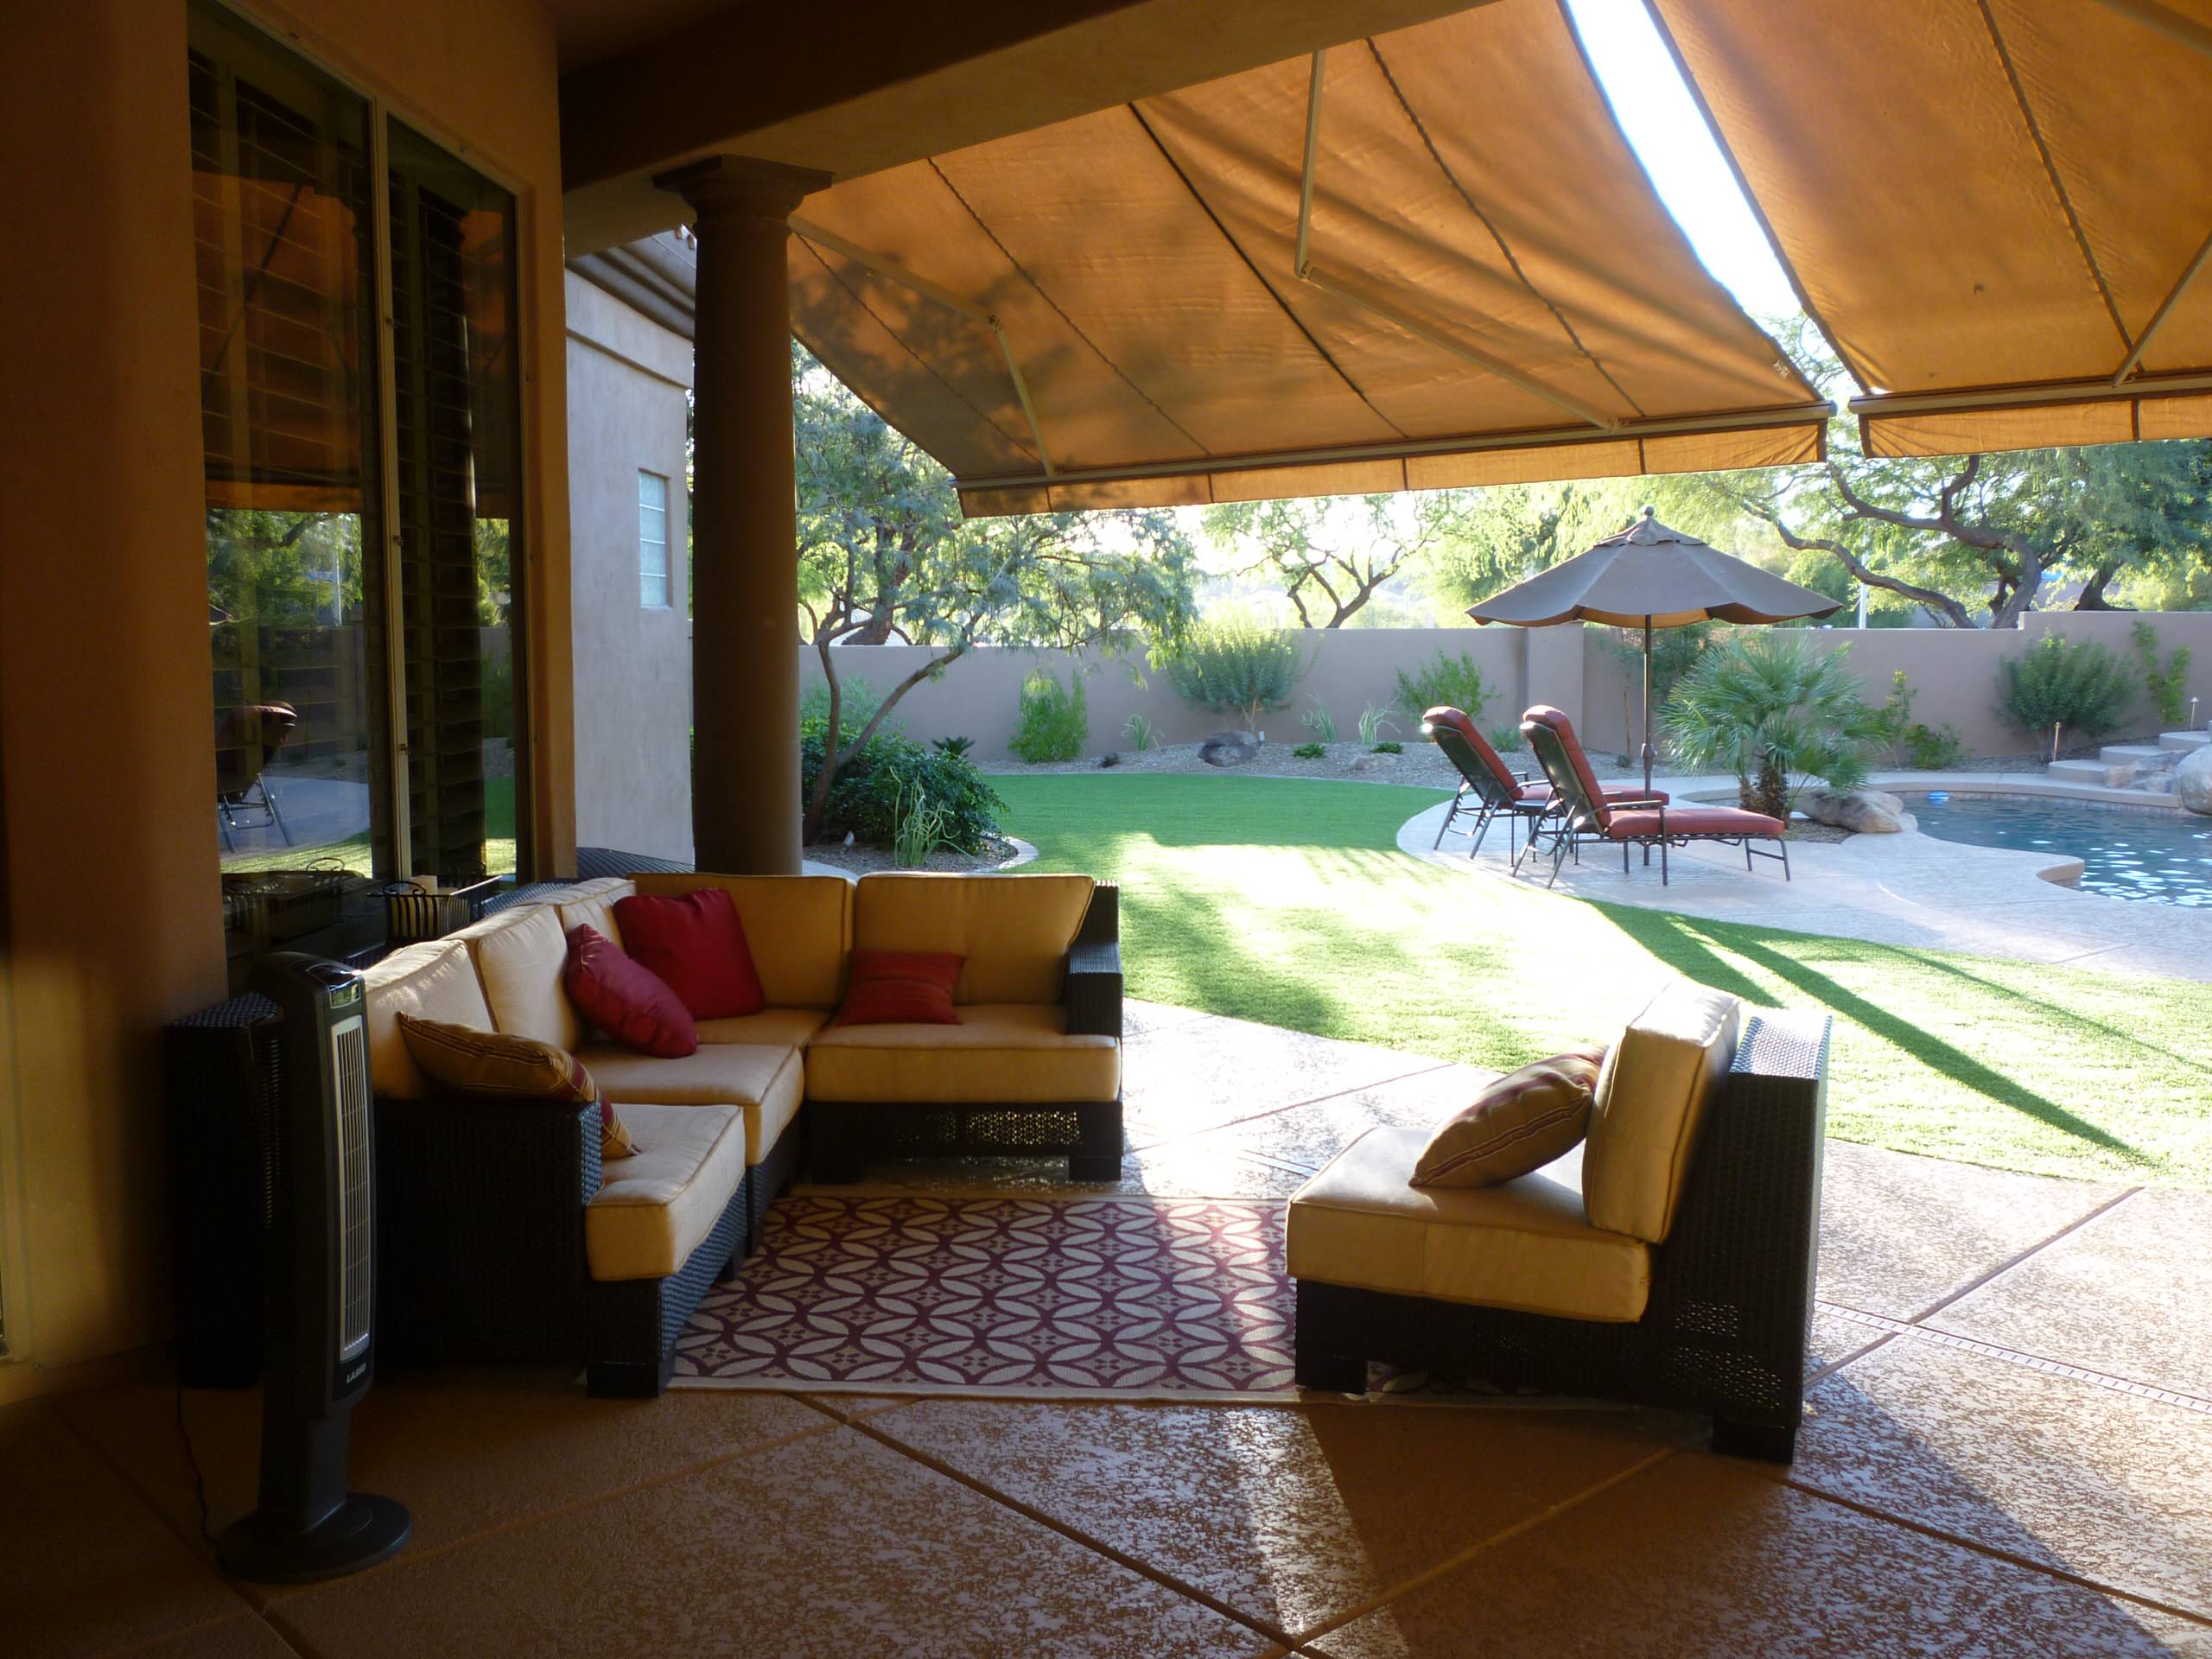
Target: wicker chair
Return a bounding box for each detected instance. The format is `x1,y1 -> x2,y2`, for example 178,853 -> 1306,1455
1292,1007 -> 1829,1463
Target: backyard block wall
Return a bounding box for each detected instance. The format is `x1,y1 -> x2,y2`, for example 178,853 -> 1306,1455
798,611 -> 2212,766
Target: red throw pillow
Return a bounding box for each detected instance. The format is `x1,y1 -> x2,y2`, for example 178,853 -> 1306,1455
563,925 -> 698,1058
836,950 -> 963,1027
611,889 -> 766,1019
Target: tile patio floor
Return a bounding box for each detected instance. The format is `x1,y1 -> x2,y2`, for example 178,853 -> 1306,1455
9,1001 -> 2210,1657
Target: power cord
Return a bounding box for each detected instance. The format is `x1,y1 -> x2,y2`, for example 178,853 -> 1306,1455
173,1376 -> 217,1543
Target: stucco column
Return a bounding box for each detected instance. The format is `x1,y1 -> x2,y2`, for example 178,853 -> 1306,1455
660,156 -> 829,873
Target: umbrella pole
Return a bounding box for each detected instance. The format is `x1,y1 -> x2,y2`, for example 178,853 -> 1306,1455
1642,618 -> 1655,797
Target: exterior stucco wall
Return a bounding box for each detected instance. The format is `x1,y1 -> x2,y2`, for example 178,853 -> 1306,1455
566,271 -> 695,862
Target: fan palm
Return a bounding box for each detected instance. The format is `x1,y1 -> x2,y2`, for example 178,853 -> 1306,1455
1661,632 -> 1885,819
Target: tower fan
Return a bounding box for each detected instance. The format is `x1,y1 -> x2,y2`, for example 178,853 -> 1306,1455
217,953 -> 411,1582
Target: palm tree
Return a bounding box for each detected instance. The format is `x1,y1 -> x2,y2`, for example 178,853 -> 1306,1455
1661,632 -> 1885,819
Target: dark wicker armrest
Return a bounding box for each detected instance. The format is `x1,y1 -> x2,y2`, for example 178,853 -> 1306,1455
1065,940 -> 1123,1038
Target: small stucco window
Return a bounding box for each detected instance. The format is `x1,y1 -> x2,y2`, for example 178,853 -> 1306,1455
638,469 -> 671,607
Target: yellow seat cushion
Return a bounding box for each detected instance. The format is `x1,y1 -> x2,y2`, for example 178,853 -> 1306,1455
804,1003 -> 1120,1103
361,939 -> 495,1098
572,1042 -> 803,1166
554,879 -> 636,950
695,1007 -> 828,1048
1287,1126 -> 1651,1323
629,873 -> 851,1007
585,1103 -> 746,1281
851,873 -> 1095,1005
454,904 -> 580,1051
1584,981 -> 1742,1244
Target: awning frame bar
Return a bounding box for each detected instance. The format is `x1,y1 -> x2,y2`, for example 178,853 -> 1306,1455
1289,45 -> 1622,435
2092,0 -> 2212,60
1847,367 -> 2212,419
953,397 -> 1834,493
791,215 -> 1056,476
2113,221 -> 2212,385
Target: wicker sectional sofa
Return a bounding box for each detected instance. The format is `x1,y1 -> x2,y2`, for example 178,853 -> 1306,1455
361,870 -> 1123,1396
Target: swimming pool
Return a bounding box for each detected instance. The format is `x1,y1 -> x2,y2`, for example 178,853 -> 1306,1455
1909,791 -> 2212,907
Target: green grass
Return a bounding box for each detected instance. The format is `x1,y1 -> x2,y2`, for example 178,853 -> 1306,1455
995,773 -> 2212,1189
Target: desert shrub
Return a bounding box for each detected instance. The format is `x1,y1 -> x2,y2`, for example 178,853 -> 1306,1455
1122,713 -> 1160,752
1872,670 -> 1966,770
2133,621 -> 2192,728
1357,702 -> 1401,746
1999,635 -> 2133,744
889,777 -> 950,868
1394,650 -> 1490,721
1300,698 -> 1338,742
800,730 -> 1004,854
1293,741 -> 1326,760
800,675 -> 898,749
1488,723 -> 1524,753
932,734 -> 975,758
1009,670 -> 1088,763
1371,740 -> 1404,755
1661,632 -> 1885,817
1160,613 -> 1306,731
1905,721 -> 1966,769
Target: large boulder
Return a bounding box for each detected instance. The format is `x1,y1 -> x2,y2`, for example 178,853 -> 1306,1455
1800,787 -> 1906,834
1198,729 -> 1262,768
2179,746 -> 2212,817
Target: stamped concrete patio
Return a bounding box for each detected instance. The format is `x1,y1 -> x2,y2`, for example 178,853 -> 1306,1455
10,1002 -> 2210,1657
1401,772 -> 2212,983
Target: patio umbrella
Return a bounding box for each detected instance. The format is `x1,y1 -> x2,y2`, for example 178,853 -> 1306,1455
1466,506 -> 1841,795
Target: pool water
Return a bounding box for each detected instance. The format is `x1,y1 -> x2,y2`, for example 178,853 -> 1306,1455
1909,791 -> 2212,907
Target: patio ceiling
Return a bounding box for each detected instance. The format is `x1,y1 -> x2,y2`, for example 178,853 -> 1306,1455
782,1 -> 1832,518
1649,0 -> 2212,458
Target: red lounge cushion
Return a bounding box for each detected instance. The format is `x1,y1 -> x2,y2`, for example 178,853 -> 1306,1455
564,925 -> 698,1058
1605,805 -> 1783,839
836,950 -> 964,1027
1517,783 -> 1671,806
612,889 -> 766,1019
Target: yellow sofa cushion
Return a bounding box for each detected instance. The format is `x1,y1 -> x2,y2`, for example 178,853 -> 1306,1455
694,1007 -> 828,1048
1287,1126 -> 1651,1323
361,939 -> 495,1098
628,873 -> 850,1007
572,1041 -> 804,1166
585,1102 -> 746,1281
851,873 -> 1095,1005
1583,980 -> 1742,1245
804,1003 -> 1120,1103
555,879 -> 637,950
454,904 -> 580,1052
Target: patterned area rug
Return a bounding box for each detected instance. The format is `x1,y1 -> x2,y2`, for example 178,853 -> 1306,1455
672,1194 -> 1300,1400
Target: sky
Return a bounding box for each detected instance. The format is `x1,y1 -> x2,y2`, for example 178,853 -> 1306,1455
1560,0 -> 1800,321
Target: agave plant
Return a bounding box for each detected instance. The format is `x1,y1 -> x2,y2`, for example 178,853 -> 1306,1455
1660,632 -> 1885,820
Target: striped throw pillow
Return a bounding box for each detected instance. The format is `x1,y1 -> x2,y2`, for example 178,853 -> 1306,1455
396,1014 -> 638,1160
1410,1049 -> 1606,1189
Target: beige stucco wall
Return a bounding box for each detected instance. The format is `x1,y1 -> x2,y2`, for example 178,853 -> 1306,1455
1580,612 -> 2212,760
566,271 -> 695,862
0,0 -> 570,1402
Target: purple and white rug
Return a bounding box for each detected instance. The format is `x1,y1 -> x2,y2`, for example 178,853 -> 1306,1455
671,1194 -> 1300,1400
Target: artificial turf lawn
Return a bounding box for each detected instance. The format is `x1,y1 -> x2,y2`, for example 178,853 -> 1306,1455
993,772 -> 2212,1189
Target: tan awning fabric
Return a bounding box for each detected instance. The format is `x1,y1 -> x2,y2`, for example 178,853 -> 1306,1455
785,0 -> 1827,517
1647,0 -> 2212,458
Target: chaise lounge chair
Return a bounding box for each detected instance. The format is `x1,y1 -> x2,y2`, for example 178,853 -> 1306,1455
1421,705 -> 1665,868
1520,704 -> 1788,887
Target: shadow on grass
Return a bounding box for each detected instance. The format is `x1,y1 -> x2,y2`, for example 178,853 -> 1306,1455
1606,908 -> 2142,1163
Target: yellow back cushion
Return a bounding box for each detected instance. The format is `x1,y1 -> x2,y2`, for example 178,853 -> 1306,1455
627,873 -> 853,1007
455,904 -> 579,1050
1582,980 -> 1742,1243
851,873 -> 1096,1005
361,939 -> 494,1097
556,879 -> 636,950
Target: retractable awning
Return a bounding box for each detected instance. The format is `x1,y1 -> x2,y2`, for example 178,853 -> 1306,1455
784,0 -> 1829,518
1647,0 -> 2212,458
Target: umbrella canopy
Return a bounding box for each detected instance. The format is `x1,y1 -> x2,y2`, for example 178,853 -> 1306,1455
1467,506 -> 1840,793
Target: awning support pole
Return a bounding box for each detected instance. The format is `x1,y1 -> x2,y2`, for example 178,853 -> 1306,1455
1291,45 -> 1618,433
791,216 -> 1055,475
2113,220 -> 2212,385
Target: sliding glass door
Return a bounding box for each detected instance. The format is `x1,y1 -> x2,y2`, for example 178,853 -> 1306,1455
192,1 -> 526,973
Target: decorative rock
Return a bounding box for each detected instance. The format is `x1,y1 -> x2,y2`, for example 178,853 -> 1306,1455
1351,750 -> 1402,772
1801,787 -> 1905,834
2178,745 -> 2212,816
1198,729 -> 1262,767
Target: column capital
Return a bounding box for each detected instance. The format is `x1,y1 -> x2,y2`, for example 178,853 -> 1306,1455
653,154 -> 831,222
